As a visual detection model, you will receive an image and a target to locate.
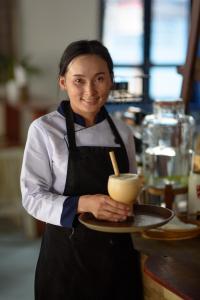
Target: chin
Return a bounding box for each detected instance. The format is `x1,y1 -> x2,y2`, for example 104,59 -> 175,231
81,101 -> 102,112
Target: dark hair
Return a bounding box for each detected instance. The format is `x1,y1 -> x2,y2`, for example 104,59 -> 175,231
59,40 -> 114,81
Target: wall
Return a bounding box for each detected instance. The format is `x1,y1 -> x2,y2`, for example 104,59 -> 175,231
18,0 -> 100,102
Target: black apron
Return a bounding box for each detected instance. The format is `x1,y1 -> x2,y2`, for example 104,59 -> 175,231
35,103 -> 143,300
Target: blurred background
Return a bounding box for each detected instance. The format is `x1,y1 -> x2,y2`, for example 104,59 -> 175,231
0,0 -> 200,299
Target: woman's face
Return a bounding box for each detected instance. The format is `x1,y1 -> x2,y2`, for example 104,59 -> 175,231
59,54 -> 112,123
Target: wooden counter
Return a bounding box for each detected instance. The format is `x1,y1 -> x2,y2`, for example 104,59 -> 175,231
132,234 -> 200,300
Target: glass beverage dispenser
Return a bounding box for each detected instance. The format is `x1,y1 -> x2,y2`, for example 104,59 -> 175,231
142,99 -> 195,189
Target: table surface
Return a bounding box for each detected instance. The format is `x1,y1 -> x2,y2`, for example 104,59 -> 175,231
132,234 -> 200,300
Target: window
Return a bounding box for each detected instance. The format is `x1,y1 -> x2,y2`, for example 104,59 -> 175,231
101,0 -> 191,102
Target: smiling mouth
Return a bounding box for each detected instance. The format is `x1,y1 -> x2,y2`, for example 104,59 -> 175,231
81,98 -> 100,104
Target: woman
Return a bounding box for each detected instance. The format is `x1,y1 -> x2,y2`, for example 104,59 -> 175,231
21,40 -> 143,300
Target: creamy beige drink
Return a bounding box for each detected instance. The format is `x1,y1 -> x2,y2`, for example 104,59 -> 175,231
108,173 -> 140,204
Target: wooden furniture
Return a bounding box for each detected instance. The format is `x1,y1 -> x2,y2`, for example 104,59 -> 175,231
144,255 -> 200,300
0,97 -> 56,146
141,255 -> 183,300
0,97 -> 56,236
4,102 -> 21,145
146,185 -> 188,209
0,0 -> 18,57
180,0 -> 200,112
132,233 -> 200,300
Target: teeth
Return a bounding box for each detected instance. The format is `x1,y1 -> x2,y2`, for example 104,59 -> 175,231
83,99 -> 98,103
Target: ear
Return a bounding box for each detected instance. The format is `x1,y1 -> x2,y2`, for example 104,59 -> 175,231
59,76 -> 66,91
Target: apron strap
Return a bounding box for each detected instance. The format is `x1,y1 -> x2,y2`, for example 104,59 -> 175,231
64,102 -> 129,169
102,107 -> 129,168
64,101 -> 77,152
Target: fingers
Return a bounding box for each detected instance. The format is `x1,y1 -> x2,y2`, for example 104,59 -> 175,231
95,195 -> 132,222
100,207 -> 130,222
80,194 -> 133,222
97,212 -> 127,222
104,196 -> 131,213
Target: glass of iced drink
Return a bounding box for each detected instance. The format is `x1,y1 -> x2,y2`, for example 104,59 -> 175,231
108,173 -> 140,205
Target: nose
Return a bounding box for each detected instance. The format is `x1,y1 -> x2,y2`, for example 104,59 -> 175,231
84,81 -> 97,96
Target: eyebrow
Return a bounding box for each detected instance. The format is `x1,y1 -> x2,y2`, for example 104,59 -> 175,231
72,72 -> 106,77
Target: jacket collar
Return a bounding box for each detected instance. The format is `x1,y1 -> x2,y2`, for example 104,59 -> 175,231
57,100 -> 106,127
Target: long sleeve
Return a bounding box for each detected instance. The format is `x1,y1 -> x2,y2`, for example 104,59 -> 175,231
60,196 -> 79,227
20,120 -> 76,227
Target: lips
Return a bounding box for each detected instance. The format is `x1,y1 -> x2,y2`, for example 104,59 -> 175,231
81,97 -> 100,104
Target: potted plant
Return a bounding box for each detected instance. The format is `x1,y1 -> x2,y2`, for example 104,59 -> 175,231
0,54 -> 42,103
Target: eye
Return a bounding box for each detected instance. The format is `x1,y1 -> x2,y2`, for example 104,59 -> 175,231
96,76 -> 104,83
74,78 -> 84,85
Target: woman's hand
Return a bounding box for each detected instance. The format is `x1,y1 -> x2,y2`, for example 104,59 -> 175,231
78,194 -> 132,222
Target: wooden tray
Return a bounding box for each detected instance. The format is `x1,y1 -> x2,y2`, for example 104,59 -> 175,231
142,228 -> 200,240
79,204 -> 174,233
142,216 -> 200,240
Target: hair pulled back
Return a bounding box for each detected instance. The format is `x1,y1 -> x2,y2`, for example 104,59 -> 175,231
59,40 -> 114,81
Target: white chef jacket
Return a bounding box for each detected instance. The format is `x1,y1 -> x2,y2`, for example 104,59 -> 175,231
20,105 -> 137,227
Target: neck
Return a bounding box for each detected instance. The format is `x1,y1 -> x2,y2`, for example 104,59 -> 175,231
70,104 -> 99,127
84,114 -> 96,127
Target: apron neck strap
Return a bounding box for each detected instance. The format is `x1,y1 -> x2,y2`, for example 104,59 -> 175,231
64,101 -> 77,152
64,103 -> 128,157
102,107 -> 126,150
